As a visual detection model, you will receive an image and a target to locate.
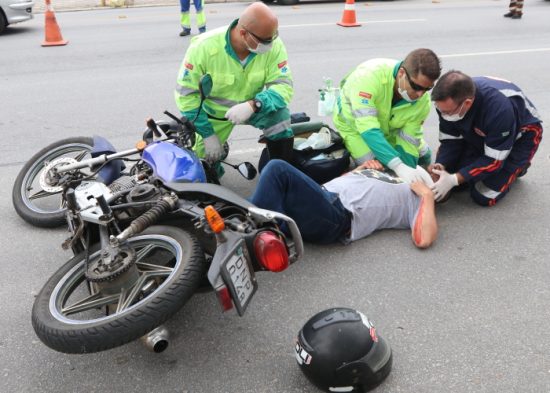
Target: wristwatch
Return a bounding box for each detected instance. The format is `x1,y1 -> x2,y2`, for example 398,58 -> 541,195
253,99 -> 263,113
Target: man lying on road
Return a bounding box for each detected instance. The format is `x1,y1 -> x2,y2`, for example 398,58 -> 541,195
250,159 -> 438,249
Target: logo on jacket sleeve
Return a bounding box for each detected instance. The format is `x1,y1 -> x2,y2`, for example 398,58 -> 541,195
359,91 -> 372,99
184,62 -> 194,70
278,60 -> 288,74
474,127 -> 486,137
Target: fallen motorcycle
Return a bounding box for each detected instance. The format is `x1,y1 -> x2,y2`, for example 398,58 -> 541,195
23,74 -> 303,354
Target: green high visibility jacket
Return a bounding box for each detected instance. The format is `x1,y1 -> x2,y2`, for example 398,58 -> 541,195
334,58 -> 431,168
175,19 -> 294,138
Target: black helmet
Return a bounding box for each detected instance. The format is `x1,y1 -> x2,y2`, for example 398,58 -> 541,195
295,308 -> 392,392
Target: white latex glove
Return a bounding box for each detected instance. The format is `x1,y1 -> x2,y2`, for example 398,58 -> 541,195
203,134 -> 223,163
225,102 -> 255,125
390,162 -> 434,186
430,168 -> 459,201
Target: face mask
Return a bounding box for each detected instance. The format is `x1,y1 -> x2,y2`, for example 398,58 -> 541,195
440,101 -> 466,122
441,112 -> 465,122
397,75 -> 416,103
246,41 -> 273,54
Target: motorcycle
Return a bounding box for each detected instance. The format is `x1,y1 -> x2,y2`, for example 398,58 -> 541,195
22,74 -> 304,354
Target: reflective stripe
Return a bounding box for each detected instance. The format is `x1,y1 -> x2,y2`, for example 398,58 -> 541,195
484,145 -> 510,160
419,144 -> 430,157
264,119 -> 291,137
499,88 -> 541,120
439,131 -> 463,141
344,4 -> 355,10
266,79 -> 293,88
352,108 -> 378,118
475,181 -> 501,199
398,129 -> 420,146
354,151 -> 376,165
175,85 -> 199,96
209,96 -> 241,107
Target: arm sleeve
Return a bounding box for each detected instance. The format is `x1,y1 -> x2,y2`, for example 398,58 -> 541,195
255,40 -> 294,114
435,121 -> 465,168
457,107 -> 517,182
174,43 -> 216,138
394,100 -> 431,167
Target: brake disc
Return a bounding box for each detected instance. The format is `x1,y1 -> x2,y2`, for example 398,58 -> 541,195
39,157 -> 78,193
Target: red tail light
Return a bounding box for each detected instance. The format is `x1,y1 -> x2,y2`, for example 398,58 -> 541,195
254,231 -> 289,272
216,285 -> 234,312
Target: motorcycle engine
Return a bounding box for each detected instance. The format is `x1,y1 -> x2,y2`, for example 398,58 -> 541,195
126,184 -> 161,215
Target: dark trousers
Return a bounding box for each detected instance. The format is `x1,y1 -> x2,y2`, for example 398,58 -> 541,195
446,124 -> 542,206
249,160 -> 350,244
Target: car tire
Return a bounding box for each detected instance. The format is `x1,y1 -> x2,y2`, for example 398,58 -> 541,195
0,10 -> 7,35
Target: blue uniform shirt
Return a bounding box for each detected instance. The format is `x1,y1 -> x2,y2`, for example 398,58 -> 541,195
436,76 -> 541,182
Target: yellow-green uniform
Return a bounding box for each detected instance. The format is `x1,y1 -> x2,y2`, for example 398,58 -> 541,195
333,59 -> 432,168
175,19 -> 294,160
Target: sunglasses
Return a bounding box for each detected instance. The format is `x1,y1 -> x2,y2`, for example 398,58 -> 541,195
402,67 -> 433,92
243,26 -> 279,45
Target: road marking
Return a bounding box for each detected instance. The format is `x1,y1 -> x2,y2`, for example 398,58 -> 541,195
441,48 -> 550,58
280,19 -> 425,28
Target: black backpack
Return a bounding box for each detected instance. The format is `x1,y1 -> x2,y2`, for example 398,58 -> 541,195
258,114 -> 351,184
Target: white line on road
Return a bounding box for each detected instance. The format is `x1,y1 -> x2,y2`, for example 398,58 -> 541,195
280,19 -> 426,28
441,48 -> 550,58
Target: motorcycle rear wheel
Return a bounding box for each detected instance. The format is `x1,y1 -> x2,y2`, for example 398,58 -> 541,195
12,137 -> 94,227
31,226 -> 206,354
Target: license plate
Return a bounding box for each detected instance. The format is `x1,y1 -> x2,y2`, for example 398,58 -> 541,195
220,240 -> 258,316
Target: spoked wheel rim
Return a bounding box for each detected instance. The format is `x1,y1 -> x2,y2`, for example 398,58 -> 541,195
49,234 -> 183,325
20,143 -> 93,216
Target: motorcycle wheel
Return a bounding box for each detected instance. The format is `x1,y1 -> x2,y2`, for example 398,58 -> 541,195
31,226 -> 206,354
12,137 -> 94,228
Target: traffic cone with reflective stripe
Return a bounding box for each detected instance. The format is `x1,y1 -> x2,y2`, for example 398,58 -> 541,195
42,0 -> 68,47
337,0 -> 361,27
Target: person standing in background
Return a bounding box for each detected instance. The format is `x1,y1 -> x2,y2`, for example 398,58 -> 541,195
179,0 -> 206,36
504,0 -> 523,19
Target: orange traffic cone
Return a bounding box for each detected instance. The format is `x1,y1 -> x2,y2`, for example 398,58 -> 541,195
337,0 -> 361,28
42,0 -> 68,47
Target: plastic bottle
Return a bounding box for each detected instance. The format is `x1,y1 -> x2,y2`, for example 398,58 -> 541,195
323,77 -> 335,116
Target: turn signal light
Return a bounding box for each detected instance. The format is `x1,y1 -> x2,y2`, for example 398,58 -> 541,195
254,231 -> 289,272
205,205 -> 225,233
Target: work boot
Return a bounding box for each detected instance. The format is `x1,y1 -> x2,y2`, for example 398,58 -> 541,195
198,27 -> 206,34
503,11 -> 514,17
179,29 -> 191,37
517,163 -> 531,178
511,13 -> 522,19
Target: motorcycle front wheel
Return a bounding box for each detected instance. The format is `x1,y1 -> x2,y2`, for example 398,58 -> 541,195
12,137 -> 94,228
32,226 -> 206,354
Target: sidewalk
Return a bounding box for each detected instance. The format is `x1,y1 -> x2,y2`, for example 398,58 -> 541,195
37,0 -> 244,13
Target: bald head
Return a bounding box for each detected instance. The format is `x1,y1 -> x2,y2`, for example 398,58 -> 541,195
238,2 -> 278,38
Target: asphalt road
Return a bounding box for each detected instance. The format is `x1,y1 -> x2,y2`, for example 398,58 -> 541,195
1,1 -> 550,392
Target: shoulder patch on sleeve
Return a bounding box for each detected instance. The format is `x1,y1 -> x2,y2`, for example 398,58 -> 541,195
359,91 -> 372,99
278,60 -> 288,69
185,62 -> 194,70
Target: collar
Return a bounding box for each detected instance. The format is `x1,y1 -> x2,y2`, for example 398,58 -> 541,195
225,19 -> 256,66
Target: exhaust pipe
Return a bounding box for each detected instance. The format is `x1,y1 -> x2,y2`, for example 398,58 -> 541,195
140,325 -> 170,353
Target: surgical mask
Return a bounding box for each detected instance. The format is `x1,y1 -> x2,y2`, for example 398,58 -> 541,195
397,75 -> 416,103
246,41 -> 273,54
441,112 -> 465,122
440,101 -> 466,122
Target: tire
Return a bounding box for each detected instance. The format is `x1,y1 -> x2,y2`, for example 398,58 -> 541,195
31,226 -> 206,354
12,137 -> 94,227
0,11 -> 7,35
277,0 -> 298,5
